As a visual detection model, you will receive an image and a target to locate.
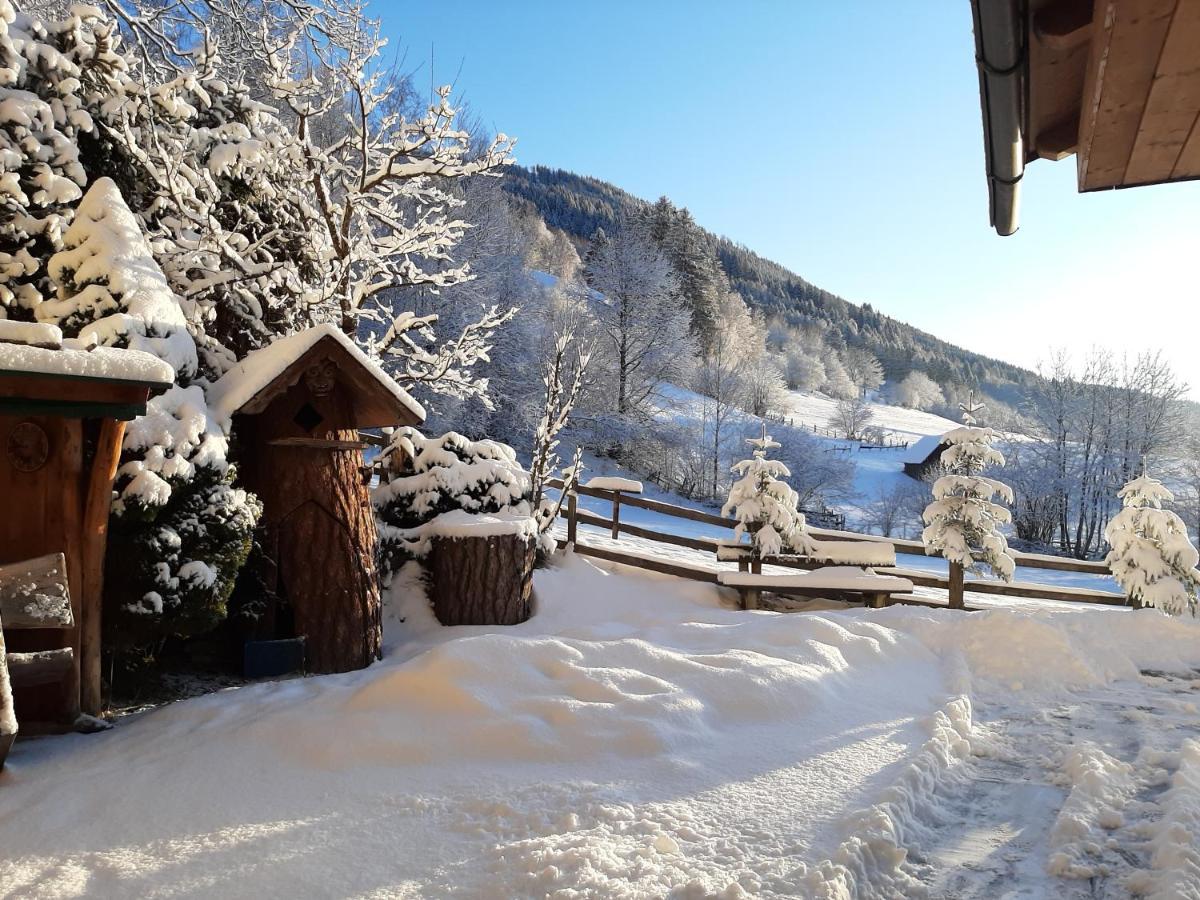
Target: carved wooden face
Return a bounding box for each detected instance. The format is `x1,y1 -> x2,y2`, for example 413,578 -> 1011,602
303,360 -> 338,397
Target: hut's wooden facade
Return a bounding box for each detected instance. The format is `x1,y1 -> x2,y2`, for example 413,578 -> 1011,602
210,325 -> 424,674
0,328 -> 173,722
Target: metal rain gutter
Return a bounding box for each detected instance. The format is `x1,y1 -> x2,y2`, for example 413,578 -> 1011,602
971,0 -> 1026,235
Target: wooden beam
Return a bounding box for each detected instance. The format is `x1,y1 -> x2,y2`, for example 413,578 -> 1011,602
7,648 -> 75,689
1077,0 -> 1178,191
266,437 -> 369,450
80,418 -> 125,716
1035,0 -> 1097,49
1036,114 -> 1083,159
1126,0 -> 1200,183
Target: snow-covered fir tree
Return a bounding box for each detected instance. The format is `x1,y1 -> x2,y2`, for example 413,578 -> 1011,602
722,428 -> 814,558
921,400 -> 1016,580
46,178 -> 258,643
1104,473 -> 1200,615
373,429 -> 534,578
0,1 -> 90,318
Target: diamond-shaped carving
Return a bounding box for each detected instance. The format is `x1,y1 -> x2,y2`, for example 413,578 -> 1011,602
293,402 -> 324,432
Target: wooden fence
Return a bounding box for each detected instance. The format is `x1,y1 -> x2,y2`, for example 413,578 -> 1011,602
548,478 -> 1125,611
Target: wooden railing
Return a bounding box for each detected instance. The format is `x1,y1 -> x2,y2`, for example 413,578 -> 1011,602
547,478 -> 1125,610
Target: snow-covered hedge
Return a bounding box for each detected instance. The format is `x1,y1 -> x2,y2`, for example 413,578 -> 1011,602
373,428 -> 535,579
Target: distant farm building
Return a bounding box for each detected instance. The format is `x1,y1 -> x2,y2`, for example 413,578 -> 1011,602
901,434 -> 948,481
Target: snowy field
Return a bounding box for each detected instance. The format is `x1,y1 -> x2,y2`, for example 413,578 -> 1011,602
780,391 -> 960,442
2,556 -> 1198,899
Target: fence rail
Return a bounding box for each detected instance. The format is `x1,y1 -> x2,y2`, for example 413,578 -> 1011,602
548,478 -> 1124,610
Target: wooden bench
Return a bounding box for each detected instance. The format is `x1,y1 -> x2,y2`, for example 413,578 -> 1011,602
715,539 -> 912,610
0,553 -> 77,763
717,568 -> 915,610
716,538 -> 899,570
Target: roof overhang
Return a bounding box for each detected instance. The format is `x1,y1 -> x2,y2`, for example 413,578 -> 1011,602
971,0 -> 1200,234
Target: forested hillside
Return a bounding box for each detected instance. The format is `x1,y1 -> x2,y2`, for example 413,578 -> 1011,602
503,165 -> 1033,389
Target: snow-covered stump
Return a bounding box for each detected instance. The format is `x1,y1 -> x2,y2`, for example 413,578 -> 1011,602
428,531 -> 536,627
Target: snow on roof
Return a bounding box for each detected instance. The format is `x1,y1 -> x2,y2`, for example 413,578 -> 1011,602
207,324 -> 426,423
900,433 -> 947,465
0,339 -> 175,384
0,320 -> 62,349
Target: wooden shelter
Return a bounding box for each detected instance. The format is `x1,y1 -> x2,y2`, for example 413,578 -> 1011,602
210,325 -> 424,674
901,434 -> 950,481
972,0 -> 1200,233
0,324 -> 173,721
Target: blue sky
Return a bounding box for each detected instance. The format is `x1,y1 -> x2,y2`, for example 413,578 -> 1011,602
377,1 -> 1199,395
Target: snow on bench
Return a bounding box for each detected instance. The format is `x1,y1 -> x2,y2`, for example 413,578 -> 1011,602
718,568 -> 914,593
583,476 -> 643,494
717,566 -> 914,611
715,539 -> 897,568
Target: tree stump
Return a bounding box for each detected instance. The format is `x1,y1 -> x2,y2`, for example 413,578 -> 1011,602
429,533 -> 535,626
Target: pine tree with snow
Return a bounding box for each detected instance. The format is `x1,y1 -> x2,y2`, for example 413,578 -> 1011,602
921,399 -> 1016,582
0,1 -> 91,318
46,178 -> 258,646
1104,473 -> 1200,615
722,427 -> 814,558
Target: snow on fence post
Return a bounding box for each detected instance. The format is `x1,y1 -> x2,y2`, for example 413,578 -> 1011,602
582,477 -> 643,543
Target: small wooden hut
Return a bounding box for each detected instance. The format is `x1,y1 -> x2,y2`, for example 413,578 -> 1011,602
0,323 -> 173,723
210,325 -> 425,674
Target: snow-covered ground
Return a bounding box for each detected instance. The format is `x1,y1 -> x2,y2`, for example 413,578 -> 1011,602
3,556 -> 1198,899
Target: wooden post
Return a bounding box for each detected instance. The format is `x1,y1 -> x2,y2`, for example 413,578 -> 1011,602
567,492 -> 578,545
948,561 -> 965,610
744,588 -> 760,611
80,418 -> 125,716
611,491 -> 621,540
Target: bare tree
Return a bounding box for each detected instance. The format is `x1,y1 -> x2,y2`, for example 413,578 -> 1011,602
584,221 -> 691,419
832,395 -> 873,440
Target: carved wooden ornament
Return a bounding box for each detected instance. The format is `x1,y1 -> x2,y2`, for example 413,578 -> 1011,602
7,421 -> 49,472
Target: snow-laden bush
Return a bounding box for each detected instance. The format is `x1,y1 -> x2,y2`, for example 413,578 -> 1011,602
46,179 -> 257,645
722,430 -> 814,558
1104,474 -> 1200,615
373,428 -> 534,579
921,420 -> 1016,581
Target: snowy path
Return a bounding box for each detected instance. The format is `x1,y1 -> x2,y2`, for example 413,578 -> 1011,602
908,668 -> 1200,898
